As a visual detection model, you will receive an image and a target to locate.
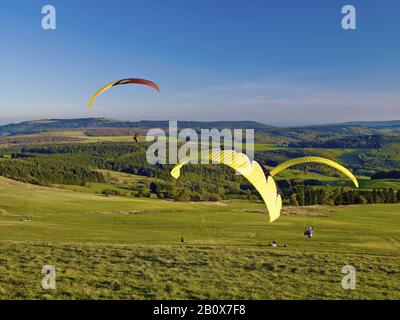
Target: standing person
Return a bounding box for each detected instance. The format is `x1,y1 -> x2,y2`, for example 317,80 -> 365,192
304,226 -> 315,239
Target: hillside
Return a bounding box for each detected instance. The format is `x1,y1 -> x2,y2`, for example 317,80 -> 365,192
0,121 -> 399,300
1,118 -> 400,142
0,176 -> 399,299
332,120 -> 400,128
0,118 -> 399,207
0,118 -> 272,137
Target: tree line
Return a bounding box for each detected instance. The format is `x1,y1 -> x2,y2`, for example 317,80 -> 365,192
288,135 -> 399,149
286,185 -> 399,206
0,156 -> 104,186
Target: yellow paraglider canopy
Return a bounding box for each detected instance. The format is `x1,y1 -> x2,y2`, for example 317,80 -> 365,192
269,156 -> 359,188
171,149 -> 282,222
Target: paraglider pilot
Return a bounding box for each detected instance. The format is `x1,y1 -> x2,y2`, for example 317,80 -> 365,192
304,226 -> 315,239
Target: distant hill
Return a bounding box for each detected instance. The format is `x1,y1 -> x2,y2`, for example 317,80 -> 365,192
0,118 -> 399,141
0,118 -> 272,137
289,120 -> 400,139
333,120 -> 400,128
0,118 -> 132,136
289,134 -> 400,149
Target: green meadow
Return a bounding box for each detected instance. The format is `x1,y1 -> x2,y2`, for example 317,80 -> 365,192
0,176 -> 399,300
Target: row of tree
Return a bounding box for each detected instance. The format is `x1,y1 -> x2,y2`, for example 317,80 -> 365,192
287,186 -> 399,206
0,157 -> 104,186
371,170 -> 400,179
145,181 -> 400,206
288,135 -> 399,149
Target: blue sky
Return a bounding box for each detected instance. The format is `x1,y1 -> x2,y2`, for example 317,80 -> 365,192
0,0 -> 399,126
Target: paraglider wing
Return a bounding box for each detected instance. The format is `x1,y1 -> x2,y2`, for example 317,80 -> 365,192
171,149 -> 282,222
88,78 -> 160,108
269,156 -> 359,188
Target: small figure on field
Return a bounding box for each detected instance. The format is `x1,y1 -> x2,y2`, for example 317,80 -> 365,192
304,226 -> 315,239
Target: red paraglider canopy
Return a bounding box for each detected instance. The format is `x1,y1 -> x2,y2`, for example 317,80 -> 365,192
112,78 -> 160,91
88,78 -> 160,108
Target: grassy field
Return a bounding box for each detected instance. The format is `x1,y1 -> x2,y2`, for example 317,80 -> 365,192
0,176 -> 399,299
0,130 -> 181,147
54,170 -> 161,196
358,179 -> 400,189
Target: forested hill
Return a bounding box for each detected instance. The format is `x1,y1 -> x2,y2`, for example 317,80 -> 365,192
0,118 -> 271,137
289,135 -> 400,149
1,118 -> 399,139
331,120 -> 400,128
